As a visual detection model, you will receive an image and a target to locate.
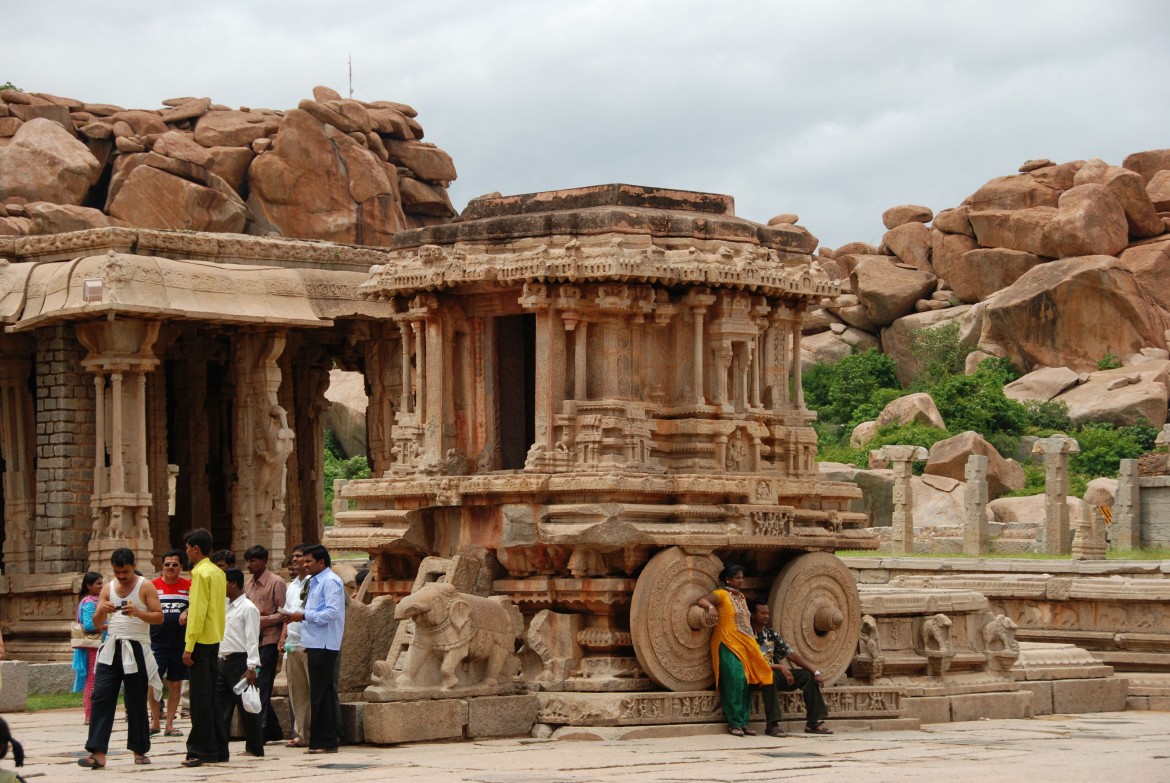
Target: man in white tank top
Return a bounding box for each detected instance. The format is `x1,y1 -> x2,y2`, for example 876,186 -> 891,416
78,548 -> 164,770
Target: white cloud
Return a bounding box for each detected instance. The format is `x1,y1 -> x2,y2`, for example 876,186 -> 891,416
3,0 -> 1167,248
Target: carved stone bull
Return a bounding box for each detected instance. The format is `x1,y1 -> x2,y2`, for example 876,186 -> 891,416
394,581 -> 523,690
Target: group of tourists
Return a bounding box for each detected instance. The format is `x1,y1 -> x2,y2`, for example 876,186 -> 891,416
72,530 -> 347,770
694,564 -> 833,737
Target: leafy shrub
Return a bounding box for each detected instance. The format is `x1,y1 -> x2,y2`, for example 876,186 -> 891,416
323,430 -> 371,524
1097,353 -> 1122,371
802,349 -> 900,427
1024,399 -> 1071,432
1071,421 -> 1158,478
909,321 -> 973,391
929,366 -> 1029,436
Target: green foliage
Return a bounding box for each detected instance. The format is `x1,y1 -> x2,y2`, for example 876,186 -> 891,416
1097,353 -> 1122,371
929,365 -> 1029,437
1002,462 -> 1048,497
1023,399 -> 1071,432
802,349 -> 900,428
1070,421 -> 1158,479
0,81 -> 19,92
909,321 -> 973,391
868,422 -> 950,452
323,430 -> 371,525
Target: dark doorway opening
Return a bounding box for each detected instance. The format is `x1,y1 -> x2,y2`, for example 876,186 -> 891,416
496,314 -> 536,470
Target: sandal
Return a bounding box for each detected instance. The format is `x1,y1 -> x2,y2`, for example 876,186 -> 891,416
728,726 -> 745,737
180,757 -> 203,768
164,728 -> 184,736
287,739 -> 307,748
306,747 -> 338,754
742,727 -> 758,736
805,721 -> 833,735
149,727 -> 161,736
134,754 -> 151,765
766,724 -> 788,737
77,756 -> 105,770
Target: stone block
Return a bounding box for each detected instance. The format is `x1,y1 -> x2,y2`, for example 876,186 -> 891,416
1051,678 -> 1128,714
949,691 -> 1033,722
340,701 -> 365,744
363,699 -> 466,745
28,662 -> 73,695
1016,680 -> 1054,714
903,695 -> 950,724
467,694 -> 540,738
0,662 -> 29,712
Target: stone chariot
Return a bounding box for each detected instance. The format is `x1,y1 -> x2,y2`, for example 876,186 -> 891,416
325,184 -> 876,695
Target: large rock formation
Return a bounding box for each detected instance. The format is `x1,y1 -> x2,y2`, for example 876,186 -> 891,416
0,86 -> 457,244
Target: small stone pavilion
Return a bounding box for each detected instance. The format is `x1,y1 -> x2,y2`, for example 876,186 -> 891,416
0,228 -> 393,658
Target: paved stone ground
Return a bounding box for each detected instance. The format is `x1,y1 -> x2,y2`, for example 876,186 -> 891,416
4,708 -> 1168,782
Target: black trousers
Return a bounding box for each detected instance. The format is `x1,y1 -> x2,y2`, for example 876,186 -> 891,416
217,652 -> 264,756
85,640 -> 149,755
186,642 -> 229,762
257,643 -> 284,741
307,648 -> 340,750
762,669 -> 830,725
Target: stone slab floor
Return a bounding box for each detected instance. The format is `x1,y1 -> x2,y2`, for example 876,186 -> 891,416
4,708 -> 1168,782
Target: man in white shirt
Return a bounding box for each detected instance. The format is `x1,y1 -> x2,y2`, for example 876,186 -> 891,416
216,568 -> 263,758
277,544 -> 310,748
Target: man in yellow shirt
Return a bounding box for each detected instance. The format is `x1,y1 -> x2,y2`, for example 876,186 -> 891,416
180,528 -> 227,768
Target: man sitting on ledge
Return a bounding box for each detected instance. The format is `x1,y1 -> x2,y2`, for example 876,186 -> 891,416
749,599 -> 832,736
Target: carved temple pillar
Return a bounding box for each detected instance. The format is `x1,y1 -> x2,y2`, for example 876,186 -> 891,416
768,306 -> 792,411
365,324 -> 402,476
790,302 -> 805,410
1113,458 -> 1140,551
1032,434 -> 1080,555
522,284 -> 566,458
873,444 -> 927,555
76,319 -> 161,572
417,294 -> 444,466
0,355 -> 36,574
685,289 -> 715,406
229,331 -> 293,556
963,454 -> 990,556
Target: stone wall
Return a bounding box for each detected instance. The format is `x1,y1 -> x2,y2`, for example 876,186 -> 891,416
33,325 -> 93,573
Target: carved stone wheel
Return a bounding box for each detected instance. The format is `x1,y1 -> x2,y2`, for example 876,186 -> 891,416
630,547 -> 722,692
767,551 -> 860,684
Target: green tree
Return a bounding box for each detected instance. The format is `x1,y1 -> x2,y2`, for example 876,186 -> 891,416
802,349 -> 901,428
908,321 -> 973,391
0,82 -> 19,92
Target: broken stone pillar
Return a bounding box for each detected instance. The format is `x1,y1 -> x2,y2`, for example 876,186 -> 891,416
1072,504 -> 1107,561
1031,434 -> 1080,555
963,454 -> 990,556
872,444 -> 928,554
1156,424 -> 1170,472
1113,458 -> 1141,551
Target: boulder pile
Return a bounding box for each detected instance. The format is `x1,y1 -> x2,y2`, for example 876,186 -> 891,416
0,86 -> 457,244
802,151 -> 1170,381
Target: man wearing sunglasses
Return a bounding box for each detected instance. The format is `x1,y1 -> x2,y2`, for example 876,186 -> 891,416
149,550 -> 190,738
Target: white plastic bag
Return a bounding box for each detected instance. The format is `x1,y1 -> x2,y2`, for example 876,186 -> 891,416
237,680 -> 262,714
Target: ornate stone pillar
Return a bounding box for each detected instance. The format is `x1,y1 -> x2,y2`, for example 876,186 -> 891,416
963,454 -> 990,556
0,355 -> 36,574
684,289 -> 715,406
365,324 -> 402,476
75,319 -> 161,571
1113,458 -> 1140,550
873,445 -> 927,555
229,331 -> 293,556
790,303 -> 806,410
1032,434 -> 1080,555
520,283 -> 561,457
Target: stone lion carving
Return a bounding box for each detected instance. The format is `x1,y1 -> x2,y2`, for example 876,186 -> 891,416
394,582 -> 524,690
980,612 -> 1020,672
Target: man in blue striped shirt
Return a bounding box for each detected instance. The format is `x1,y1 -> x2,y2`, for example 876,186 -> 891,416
284,544 -> 345,753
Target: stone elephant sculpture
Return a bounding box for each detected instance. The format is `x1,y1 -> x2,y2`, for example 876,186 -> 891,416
395,581 -> 524,690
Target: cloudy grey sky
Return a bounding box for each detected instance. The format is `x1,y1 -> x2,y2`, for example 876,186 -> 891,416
4,0 -> 1167,249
